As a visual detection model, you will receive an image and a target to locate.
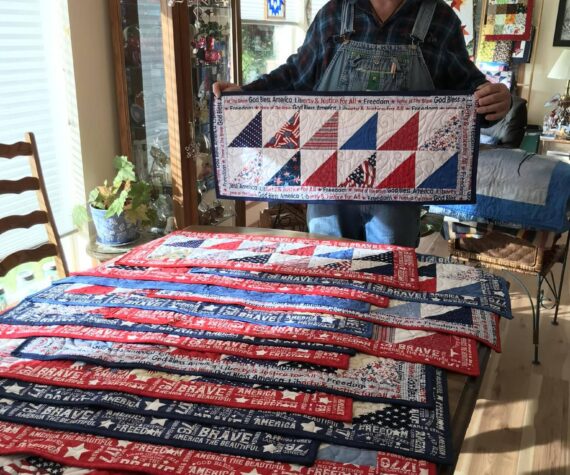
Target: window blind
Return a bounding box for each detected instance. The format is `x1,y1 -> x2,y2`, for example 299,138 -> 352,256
0,0 -> 78,260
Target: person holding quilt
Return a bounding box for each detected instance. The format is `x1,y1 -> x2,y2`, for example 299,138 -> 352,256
214,0 -> 511,247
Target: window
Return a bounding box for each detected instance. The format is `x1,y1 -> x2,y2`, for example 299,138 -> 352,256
0,0 -> 80,260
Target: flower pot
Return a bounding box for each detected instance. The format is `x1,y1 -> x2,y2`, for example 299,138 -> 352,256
90,205 -> 139,246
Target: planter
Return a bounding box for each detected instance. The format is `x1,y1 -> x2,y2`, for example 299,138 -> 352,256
90,205 -> 139,246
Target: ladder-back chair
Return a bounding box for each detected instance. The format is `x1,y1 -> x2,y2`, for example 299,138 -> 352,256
0,132 -> 69,278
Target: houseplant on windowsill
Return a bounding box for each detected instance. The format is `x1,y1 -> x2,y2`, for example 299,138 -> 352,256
74,156 -> 157,245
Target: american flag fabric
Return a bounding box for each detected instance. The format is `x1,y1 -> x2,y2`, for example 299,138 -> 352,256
211,92 -> 479,203
0,231 -> 508,473
116,231 -> 419,290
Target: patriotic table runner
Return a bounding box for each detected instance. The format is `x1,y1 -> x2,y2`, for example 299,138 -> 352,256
0,324 -> 349,369
190,254 -> 511,318
14,337 -> 434,405
74,260 -> 390,307
0,302 -> 479,375
0,342 -> 352,421
61,275 -> 374,318
116,231 -> 419,290
0,398 -> 318,464
1,301 -> 356,356
0,421 -> 437,475
31,284 -> 373,338
211,92 -> 479,203
0,369 -> 451,463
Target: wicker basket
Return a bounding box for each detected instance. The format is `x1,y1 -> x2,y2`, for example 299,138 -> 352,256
449,231 -> 565,275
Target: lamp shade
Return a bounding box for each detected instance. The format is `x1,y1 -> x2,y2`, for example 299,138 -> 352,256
548,50 -> 570,80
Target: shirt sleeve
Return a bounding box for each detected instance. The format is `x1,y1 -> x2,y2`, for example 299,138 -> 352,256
432,14 -> 487,91
242,5 -> 334,92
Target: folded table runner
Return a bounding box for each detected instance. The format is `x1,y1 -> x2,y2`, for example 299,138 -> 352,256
0,398 -> 318,464
0,369 -> 450,464
14,337 -> 434,406
0,421 -> 437,475
31,284 -> 373,338
1,301 -> 479,375
191,253 -> 511,319
0,341 -> 351,421
211,92 -> 479,203
116,231 -> 419,290
2,301 -> 356,356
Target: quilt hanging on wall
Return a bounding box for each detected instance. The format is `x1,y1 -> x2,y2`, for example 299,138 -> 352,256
210,92 -> 480,204
484,0 -> 534,41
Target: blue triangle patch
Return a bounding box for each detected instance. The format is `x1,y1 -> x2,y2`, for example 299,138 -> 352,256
385,301 -> 422,318
265,151 -> 301,186
418,153 -> 458,189
167,240 -> 205,248
443,282 -> 483,297
229,111 -> 262,148
418,263 -> 437,278
425,306 -> 473,325
340,114 -> 378,150
361,262 -> 394,276
316,249 -> 354,260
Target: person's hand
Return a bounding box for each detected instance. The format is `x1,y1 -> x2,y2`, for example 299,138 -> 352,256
474,82 -> 511,121
212,81 -> 242,98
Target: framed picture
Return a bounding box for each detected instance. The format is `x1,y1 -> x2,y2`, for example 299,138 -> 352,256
554,0 -> 570,46
512,27 -> 535,64
265,0 -> 285,19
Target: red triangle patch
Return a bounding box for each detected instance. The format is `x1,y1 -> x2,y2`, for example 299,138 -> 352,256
304,112 -> 338,149
280,245 -> 318,256
378,112 -> 419,151
377,153 -> 416,189
418,277 -> 437,293
205,240 -> 243,250
303,152 -> 337,187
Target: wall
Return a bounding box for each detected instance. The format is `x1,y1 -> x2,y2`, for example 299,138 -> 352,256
67,0 -> 120,270
67,0 -> 119,194
527,0 -> 569,126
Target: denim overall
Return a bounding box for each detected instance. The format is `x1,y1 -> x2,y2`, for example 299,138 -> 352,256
307,0 -> 437,247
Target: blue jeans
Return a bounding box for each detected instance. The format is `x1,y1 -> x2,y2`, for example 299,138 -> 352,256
307,203 -> 421,247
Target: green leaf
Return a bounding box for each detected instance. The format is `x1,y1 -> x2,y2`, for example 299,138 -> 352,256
105,189 -> 129,218
72,205 -> 90,229
113,155 -> 136,187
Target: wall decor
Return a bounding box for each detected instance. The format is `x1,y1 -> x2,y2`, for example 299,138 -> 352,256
512,26 -> 535,63
485,0 -> 534,41
265,0 -> 285,19
554,0 -> 570,46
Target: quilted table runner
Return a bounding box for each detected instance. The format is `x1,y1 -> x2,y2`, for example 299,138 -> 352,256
0,398 -> 318,464
0,302 -> 478,375
0,339 -> 351,421
0,370 -> 450,463
14,337 -> 434,405
211,92 -> 479,203
190,254 -> 511,318
31,284 -> 373,338
116,231 -> 419,290
0,421 -> 437,475
2,301 -> 355,356
75,259 -> 390,307
61,275 -> 374,318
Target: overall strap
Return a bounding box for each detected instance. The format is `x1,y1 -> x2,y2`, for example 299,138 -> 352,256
339,0 -> 358,39
410,0 -> 438,45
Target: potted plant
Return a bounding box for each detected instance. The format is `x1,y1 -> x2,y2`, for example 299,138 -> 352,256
74,155 -> 157,245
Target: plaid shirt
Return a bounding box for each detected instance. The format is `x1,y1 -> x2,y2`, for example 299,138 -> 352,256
242,0 -> 486,92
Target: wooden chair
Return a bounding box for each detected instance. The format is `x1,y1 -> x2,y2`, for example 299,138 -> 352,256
0,132 -> 69,278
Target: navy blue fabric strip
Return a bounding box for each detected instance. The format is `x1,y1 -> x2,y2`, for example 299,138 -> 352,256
0,372 -> 452,464
14,337 -> 435,407
29,284 -> 373,338
0,300 -> 356,355
0,397 -> 318,464
59,275 -> 371,315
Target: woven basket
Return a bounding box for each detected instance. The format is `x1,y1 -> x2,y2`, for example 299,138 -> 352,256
449,231 -> 564,275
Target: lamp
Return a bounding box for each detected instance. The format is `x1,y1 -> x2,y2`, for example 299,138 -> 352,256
548,50 -> 570,100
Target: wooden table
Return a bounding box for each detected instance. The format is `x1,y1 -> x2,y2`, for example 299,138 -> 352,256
185,225 -> 491,473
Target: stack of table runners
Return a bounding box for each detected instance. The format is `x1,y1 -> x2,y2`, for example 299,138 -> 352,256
0,231 -> 512,474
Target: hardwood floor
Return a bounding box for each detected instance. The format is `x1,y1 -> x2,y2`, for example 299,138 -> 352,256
418,233 -> 570,475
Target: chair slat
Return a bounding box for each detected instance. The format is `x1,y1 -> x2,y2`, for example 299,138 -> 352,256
0,211 -> 49,235
0,141 -> 33,158
0,177 -> 40,194
0,243 -> 59,277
